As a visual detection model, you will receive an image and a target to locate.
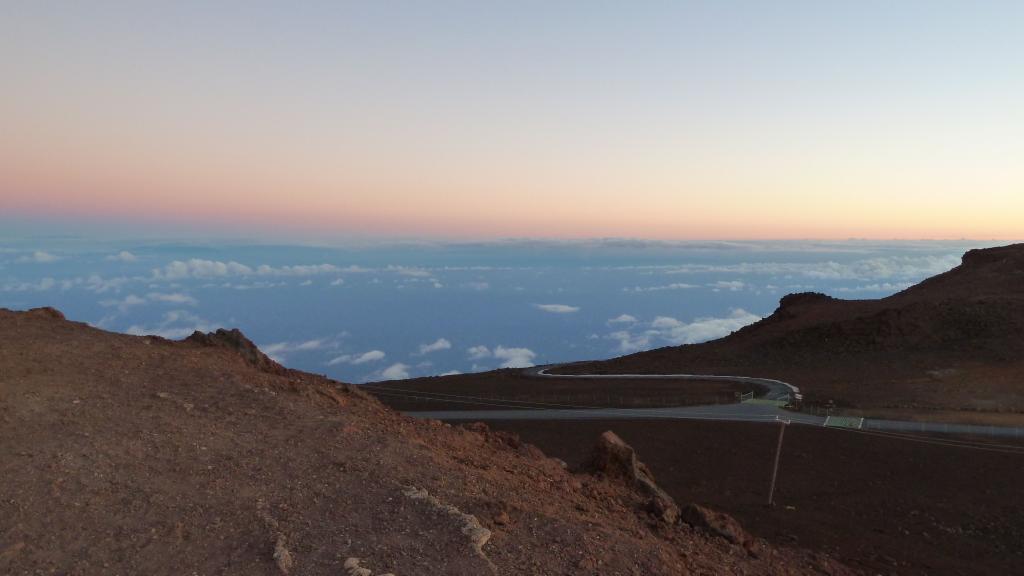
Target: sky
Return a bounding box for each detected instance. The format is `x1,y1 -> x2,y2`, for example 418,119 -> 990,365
2,1 -> 1022,241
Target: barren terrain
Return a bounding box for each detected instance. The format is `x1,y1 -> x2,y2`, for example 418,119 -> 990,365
364,244 -> 1024,575
482,418 -> 1024,576
367,370 -> 759,412
0,307 -> 854,575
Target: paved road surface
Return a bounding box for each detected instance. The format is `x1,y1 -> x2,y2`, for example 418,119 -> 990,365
399,365 -> 1024,438
526,365 -> 800,402
410,401 -> 823,425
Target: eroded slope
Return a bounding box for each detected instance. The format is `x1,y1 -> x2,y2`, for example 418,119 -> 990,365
0,308 -> 854,575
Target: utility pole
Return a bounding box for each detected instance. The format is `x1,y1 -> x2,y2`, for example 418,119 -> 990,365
767,417 -> 788,507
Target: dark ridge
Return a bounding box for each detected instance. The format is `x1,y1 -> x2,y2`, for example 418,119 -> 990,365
25,306 -> 66,320
778,292 -> 837,309
185,328 -> 286,375
961,244 -> 1024,268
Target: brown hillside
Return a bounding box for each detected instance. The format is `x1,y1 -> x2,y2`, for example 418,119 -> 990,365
0,307 -> 856,575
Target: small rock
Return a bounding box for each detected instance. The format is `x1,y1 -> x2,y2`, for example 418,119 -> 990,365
343,557 -> 373,576
273,535 -> 293,574
0,541 -> 25,560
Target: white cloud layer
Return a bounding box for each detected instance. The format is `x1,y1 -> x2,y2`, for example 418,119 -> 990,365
328,350 -> 386,366
351,350 -> 386,364
106,251 -> 137,262
463,344 -> 536,368
624,283 -> 698,293
147,292 -> 198,305
154,259 -> 345,280
259,338 -> 340,362
834,282 -> 913,293
608,314 -> 638,324
608,309 -> 762,353
534,303 -> 580,314
467,345 -> 491,360
660,254 -> 961,281
709,280 -> 746,292
2,277 -> 57,292
101,294 -> 147,313
124,310 -> 221,340
157,259 -> 253,279
17,251 -> 59,263
389,266 -> 432,278
380,363 -> 411,380
257,264 -> 342,276
492,345 -> 536,368
100,291 -> 197,312
418,338 -> 452,354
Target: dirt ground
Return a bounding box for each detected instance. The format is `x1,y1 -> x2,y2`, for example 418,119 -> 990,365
365,370 -> 759,411
482,418 -> 1024,576
0,307 -> 858,576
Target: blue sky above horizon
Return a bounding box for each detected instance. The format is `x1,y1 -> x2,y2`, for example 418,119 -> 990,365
1,236 -> 1006,383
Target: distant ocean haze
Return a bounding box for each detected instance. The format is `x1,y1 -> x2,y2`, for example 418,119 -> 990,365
0,238 -> 997,383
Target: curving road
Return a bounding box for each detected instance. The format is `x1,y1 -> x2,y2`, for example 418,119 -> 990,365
407,363 -> 815,424
398,365 -> 1024,438
525,365 -> 801,403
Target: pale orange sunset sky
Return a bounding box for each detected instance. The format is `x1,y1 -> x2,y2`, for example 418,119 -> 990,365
2,2 -> 1021,240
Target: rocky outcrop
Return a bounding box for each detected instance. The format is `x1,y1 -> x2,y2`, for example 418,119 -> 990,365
25,306 -> 66,320
778,292 -> 838,310
681,503 -> 752,546
585,431 -> 757,547
401,486 -> 496,573
586,430 -> 680,524
185,328 -> 286,375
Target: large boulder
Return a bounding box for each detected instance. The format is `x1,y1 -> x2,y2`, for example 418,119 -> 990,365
681,503 -> 752,546
586,431 -> 679,524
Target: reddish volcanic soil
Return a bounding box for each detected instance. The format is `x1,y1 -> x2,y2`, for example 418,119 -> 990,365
482,418 -> 1024,576
0,307 -> 859,576
366,369 -> 760,412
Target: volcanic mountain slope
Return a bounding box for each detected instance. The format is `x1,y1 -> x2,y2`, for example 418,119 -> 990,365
566,243 -> 1024,412
0,307 -> 855,575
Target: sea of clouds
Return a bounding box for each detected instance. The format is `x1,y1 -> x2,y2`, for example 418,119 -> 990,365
0,238 -> 1000,383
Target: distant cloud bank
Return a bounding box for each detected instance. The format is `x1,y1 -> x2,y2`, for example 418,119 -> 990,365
464,344 -> 537,368
17,250 -> 59,263
106,251 -> 137,262
380,363 -> 411,380
418,338 -> 452,354
534,303 -> 580,314
608,309 -> 761,353
328,350 -> 386,366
